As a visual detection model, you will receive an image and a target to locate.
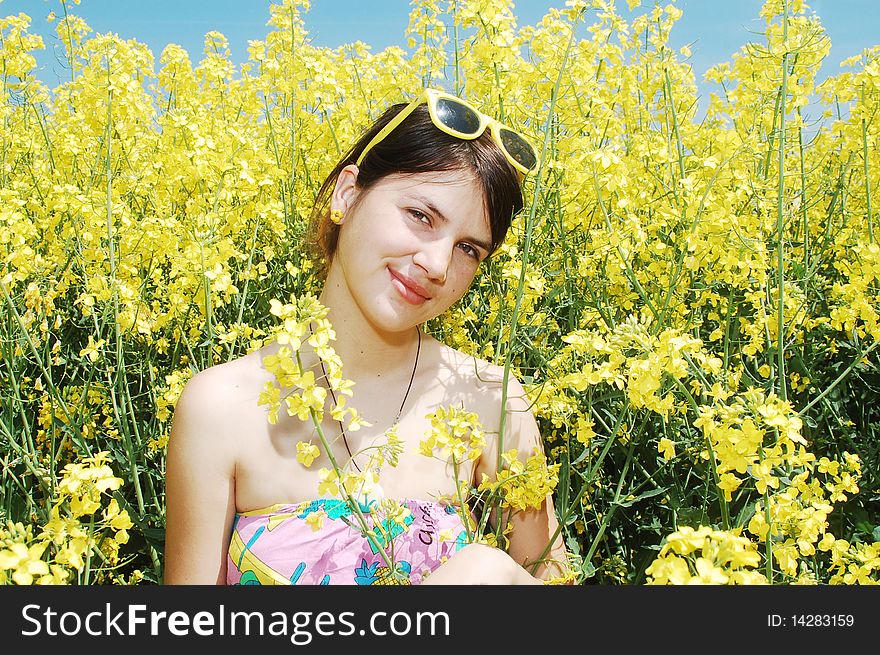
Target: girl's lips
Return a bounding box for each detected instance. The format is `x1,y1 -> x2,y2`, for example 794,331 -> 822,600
388,267 -> 430,305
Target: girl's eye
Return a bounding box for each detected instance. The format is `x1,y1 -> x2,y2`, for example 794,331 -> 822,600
406,208 -> 481,260
408,209 -> 430,225
459,243 -> 480,260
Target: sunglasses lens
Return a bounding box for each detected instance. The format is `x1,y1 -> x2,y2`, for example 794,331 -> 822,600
435,97 -> 482,136
499,127 -> 537,172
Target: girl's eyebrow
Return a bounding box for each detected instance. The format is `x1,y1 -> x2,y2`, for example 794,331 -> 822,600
411,194 -> 493,254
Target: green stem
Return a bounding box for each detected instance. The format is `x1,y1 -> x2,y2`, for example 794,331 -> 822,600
494,9 -> 584,543
583,439 -> 636,565
861,82 -> 874,243
556,403 -> 628,528
451,455 -> 474,543
673,378 -> 730,529
199,242 -> 213,349
60,0 -> 76,86
663,68 -> 686,187
776,0 -> 789,403
757,445 -> 774,583
591,166 -> 660,320
451,0 -> 461,95
288,3 -> 299,232
83,512 -> 96,584
226,214 -> 262,363
496,12 -> 581,461
0,279 -> 80,445
292,349 -> 399,577
797,107 -> 808,273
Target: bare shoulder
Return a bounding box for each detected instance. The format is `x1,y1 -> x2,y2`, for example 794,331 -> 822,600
432,342 -> 547,482
164,353 -> 264,583
176,357 -> 245,413
433,340 -> 533,418
170,350 -> 267,446
184,351 -> 264,399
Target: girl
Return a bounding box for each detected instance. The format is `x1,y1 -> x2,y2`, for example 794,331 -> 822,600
163,88 -> 570,585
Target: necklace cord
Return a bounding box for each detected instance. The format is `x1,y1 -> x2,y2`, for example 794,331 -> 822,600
312,326 -> 421,473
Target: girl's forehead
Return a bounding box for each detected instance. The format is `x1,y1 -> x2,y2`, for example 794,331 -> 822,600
376,169 -> 481,193
373,171 -> 490,223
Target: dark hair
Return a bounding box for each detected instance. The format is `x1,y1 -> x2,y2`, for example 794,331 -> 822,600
306,101 -> 524,279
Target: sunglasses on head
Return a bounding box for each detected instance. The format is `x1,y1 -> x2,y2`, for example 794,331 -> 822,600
355,88 -> 538,176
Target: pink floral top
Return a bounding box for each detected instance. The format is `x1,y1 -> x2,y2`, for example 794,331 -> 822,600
225,498 -> 471,585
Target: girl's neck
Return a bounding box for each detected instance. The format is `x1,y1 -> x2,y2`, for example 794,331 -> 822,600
317,290 -> 421,382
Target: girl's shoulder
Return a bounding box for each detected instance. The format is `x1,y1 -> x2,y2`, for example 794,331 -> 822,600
430,338 -> 531,410
187,348 -> 261,388
175,348 -> 272,420
168,348 -> 278,464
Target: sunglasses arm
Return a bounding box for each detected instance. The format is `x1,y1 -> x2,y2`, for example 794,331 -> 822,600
355,93 -> 426,167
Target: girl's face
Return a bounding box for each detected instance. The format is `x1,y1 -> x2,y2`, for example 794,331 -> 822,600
326,166 -> 492,333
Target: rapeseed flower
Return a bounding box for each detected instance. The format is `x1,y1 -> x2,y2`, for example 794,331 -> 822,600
2,0 -> 878,586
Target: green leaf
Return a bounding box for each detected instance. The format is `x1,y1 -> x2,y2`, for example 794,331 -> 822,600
614,486 -> 670,508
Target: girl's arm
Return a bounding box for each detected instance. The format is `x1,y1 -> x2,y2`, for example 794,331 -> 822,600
163,371 -> 238,584
419,542 -> 543,585
424,371 -> 571,585
475,372 -> 571,583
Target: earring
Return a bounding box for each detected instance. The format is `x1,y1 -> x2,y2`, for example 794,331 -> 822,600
329,209 -> 344,224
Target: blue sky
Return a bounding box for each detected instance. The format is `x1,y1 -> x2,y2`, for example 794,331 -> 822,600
4,0 -> 879,112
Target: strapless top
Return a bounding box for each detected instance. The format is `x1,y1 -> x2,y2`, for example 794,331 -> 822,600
225,497 -> 471,585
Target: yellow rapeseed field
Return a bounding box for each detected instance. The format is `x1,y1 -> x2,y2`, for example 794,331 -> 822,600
1,0 -> 878,585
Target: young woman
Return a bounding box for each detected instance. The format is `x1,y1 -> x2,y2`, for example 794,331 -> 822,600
163,88 -> 570,585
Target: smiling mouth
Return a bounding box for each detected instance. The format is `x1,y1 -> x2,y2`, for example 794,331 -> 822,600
388,267 -> 430,304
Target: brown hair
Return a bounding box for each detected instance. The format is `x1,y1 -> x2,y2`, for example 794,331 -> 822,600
306,101 -> 524,279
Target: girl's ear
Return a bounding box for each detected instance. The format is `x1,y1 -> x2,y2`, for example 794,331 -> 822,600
329,164 -> 360,222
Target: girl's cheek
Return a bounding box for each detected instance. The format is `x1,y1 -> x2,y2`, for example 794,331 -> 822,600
453,265 -> 479,288
448,278 -> 472,301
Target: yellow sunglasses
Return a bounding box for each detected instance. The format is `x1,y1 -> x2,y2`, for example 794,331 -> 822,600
355,88 -> 538,176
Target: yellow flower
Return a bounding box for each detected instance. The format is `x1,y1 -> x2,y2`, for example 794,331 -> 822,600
717,472 -> 744,501
658,437 -> 675,461
480,449 -> 560,511
305,512 -> 325,532
575,414 -> 595,446
0,542 -> 50,585
773,540 -> 800,577
317,468 -> 339,498
102,499 -> 133,533
296,441 -> 320,467
661,526 -> 712,556
56,536 -> 91,571
645,555 -> 692,585
79,335 -> 105,362
419,405 -> 486,463
691,558 -> 729,585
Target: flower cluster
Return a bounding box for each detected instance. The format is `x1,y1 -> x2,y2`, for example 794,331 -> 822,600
646,526 -> 768,585
259,293 -> 367,432
822,537 -> 880,585
0,453 -> 132,585
2,0 -> 878,584
478,449 -> 561,512
0,522 -> 65,585
419,405 -> 487,464
747,453 -> 866,580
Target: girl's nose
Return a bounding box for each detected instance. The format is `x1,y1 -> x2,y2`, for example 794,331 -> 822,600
413,237 -> 453,284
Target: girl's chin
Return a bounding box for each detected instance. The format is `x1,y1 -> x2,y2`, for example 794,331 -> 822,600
361,302 -> 419,331
369,300 -> 445,332
350,285 -> 453,330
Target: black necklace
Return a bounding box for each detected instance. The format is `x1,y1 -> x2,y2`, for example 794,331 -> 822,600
313,327 -> 421,473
